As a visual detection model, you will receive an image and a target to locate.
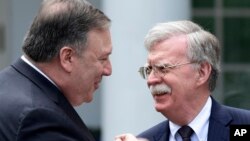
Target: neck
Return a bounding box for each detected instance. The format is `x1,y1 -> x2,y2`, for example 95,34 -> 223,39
165,93 -> 210,126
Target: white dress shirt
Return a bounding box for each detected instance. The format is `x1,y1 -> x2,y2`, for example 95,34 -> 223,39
169,97 -> 212,141
21,55 -> 57,87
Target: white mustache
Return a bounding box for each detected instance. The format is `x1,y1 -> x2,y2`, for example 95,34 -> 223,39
150,84 -> 171,95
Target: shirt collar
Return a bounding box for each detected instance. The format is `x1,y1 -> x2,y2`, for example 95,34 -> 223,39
169,97 -> 212,141
21,55 -> 58,87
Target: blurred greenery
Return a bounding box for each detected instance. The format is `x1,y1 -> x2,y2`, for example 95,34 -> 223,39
224,18 -> 250,63
192,0 -> 214,8
224,0 -> 250,8
192,17 -> 215,34
224,72 -> 250,109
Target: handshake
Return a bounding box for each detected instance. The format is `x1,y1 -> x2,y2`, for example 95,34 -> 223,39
115,134 -> 148,141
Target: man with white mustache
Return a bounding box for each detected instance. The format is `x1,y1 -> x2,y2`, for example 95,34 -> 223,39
150,83 -> 171,96
115,20 -> 250,141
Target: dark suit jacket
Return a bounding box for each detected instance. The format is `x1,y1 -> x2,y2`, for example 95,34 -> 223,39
0,59 -> 95,141
137,97 -> 250,141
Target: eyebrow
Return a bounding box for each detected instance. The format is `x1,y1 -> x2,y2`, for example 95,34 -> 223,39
155,63 -> 172,67
146,62 -> 172,68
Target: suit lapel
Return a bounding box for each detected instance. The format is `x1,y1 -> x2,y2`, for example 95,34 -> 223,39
154,121 -> 170,141
157,132 -> 168,141
207,97 -> 232,141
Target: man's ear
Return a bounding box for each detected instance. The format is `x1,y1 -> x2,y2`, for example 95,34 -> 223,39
196,62 -> 212,86
59,47 -> 75,73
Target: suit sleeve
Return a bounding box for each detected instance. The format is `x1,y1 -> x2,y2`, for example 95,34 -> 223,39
16,108 -> 86,141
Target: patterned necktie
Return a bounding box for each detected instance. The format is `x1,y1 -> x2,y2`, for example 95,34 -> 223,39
178,125 -> 194,141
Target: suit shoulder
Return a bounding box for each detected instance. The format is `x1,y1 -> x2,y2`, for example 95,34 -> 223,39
137,121 -> 168,139
223,105 -> 250,116
223,105 -> 250,123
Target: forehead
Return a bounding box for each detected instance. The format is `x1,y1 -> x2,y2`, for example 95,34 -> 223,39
85,29 -> 112,55
147,35 -> 188,64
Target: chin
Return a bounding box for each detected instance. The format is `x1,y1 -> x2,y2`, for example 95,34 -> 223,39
85,97 -> 94,103
83,90 -> 95,103
154,103 -> 168,112
154,105 -> 163,112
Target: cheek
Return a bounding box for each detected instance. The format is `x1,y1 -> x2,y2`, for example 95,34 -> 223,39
172,75 -> 198,100
91,64 -> 103,77
176,76 -> 195,91
168,73 -> 194,93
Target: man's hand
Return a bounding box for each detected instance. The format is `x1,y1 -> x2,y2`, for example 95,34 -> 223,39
115,133 -> 148,141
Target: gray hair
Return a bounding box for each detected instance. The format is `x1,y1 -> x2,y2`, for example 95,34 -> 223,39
144,20 -> 221,91
23,0 -> 111,62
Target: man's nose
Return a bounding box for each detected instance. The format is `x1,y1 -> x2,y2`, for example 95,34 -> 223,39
103,60 -> 112,76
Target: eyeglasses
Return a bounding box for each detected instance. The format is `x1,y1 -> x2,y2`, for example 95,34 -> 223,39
138,62 -> 195,79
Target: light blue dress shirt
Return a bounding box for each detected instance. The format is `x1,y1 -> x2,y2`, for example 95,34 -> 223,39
169,97 -> 212,141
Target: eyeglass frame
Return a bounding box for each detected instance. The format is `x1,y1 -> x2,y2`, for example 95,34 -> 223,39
138,62 -> 196,79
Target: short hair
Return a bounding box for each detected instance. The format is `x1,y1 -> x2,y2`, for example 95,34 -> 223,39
22,0 -> 111,62
144,20 -> 221,92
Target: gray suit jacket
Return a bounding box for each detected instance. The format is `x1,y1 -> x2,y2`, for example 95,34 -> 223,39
0,58 -> 95,141
137,97 -> 250,141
